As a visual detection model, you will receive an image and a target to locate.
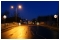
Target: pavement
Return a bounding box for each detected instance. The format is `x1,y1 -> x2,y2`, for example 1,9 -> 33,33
1,23 -> 59,39
1,25 -> 33,39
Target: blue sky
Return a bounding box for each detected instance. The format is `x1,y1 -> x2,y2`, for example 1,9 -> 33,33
1,1 -> 59,20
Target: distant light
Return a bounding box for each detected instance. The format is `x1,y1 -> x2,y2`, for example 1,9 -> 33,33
26,19 -> 27,20
20,20 -> 22,22
54,15 -> 58,18
28,21 -> 32,24
18,5 -> 22,9
37,22 -> 39,25
11,6 -> 14,9
35,21 -> 36,22
19,23 -> 21,26
33,23 -> 34,24
3,15 -> 7,19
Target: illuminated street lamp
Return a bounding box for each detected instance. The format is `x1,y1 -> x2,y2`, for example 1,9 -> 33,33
11,5 -> 22,22
11,6 -> 14,9
54,14 -> 58,26
18,5 -> 22,9
3,15 -> 7,26
3,15 -> 7,19
54,14 -> 58,18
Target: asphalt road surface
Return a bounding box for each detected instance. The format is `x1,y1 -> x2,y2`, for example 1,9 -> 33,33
1,25 -> 33,39
1,25 -> 59,39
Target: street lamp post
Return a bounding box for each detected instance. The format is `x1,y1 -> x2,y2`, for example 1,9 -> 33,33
54,14 -> 58,27
36,22 -> 39,34
3,15 -> 7,26
11,5 -> 22,22
16,8 -> 17,22
26,19 -> 28,24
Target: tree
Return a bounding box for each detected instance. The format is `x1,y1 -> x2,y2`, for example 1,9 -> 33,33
37,16 -> 41,22
4,10 -> 10,16
32,18 -> 36,24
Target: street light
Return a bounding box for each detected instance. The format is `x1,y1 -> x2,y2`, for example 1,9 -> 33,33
11,5 -> 22,22
11,6 -> 14,9
3,15 -> 7,19
54,14 -> 58,26
18,5 -> 22,9
3,15 -> 7,26
54,14 -> 58,18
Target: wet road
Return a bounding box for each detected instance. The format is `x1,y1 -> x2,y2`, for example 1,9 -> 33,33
1,25 -> 59,39
30,26 -> 59,39
1,25 -> 33,39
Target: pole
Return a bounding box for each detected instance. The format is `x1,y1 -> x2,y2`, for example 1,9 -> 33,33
4,19 -> 5,24
4,19 -> 6,27
16,8 -> 17,22
57,17 -> 58,27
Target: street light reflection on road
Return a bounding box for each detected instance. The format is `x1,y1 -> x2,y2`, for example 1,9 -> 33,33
1,25 -> 32,39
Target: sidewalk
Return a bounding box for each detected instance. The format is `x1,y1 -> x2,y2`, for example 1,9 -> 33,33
1,23 -> 18,33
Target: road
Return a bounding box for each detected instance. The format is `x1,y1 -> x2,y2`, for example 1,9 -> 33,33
1,24 -> 59,39
1,25 -> 33,39
30,26 -> 59,39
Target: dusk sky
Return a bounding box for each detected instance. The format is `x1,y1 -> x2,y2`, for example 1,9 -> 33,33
1,1 -> 59,20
